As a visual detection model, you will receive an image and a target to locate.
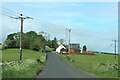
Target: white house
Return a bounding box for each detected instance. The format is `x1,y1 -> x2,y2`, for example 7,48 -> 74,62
56,45 -> 66,53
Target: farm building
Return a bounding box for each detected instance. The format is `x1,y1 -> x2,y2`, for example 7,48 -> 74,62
69,43 -> 81,54
56,45 -> 67,53
70,43 -> 80,50
56,43 -> 94,54
64,43 -> 81,54
68,48 -> 80,54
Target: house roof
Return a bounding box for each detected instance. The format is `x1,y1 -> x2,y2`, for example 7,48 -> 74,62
64,43 -> 80,50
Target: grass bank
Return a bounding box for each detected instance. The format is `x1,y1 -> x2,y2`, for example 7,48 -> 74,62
2,48 -> 46,78
59,53 -> 118,78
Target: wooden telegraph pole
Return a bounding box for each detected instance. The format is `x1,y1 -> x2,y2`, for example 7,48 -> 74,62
11,14 -> 33,61
112,39 -> 117,59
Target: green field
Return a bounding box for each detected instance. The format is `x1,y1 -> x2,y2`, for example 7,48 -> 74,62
59,53 -> 119,78
1,48 -> 46,78
2,48 -> 43,62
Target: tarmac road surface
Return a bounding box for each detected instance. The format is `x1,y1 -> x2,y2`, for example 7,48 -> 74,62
36,52 -> 96,78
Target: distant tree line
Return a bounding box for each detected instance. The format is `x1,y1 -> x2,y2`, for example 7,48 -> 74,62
2,31 -> 58,51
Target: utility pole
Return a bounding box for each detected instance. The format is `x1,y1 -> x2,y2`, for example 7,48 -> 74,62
11,14 -> 33,61
112,39 -> 117,59
68,29 -> 71,52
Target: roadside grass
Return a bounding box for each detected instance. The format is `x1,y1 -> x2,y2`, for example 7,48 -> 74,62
2,48 -> 46,78
59,53 -> 118,78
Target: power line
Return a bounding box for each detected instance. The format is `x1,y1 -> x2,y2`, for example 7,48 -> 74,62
0,10 -> 18,17
0,12 -> 13,17
2,7 -> 19,16
1,9 -> 53,40
0,7 -> 20,17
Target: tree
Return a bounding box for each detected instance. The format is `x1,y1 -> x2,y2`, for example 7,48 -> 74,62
23,31 -> 47,51
3,31 -> 54,51
5,33 -> 19,48
59,39 -> 64,45
2,39 -> 11,49
51,37 -> 58,50
24,31 -> 39,49
82,45 -> 87,53
7,33 -> 15,40
31,37 -> 41,51
46,40 -> 52,47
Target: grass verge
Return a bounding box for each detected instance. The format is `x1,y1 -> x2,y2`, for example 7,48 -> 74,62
1,48 -> 46,78
59,53 -> 118,78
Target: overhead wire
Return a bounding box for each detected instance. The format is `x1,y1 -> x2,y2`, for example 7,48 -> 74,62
0,7 -> 20,18
2,7 -> 116,41
1,7 -> 65,30
2,7 -> 19,16
0,10 -> 17,17
0,12 -> 12,17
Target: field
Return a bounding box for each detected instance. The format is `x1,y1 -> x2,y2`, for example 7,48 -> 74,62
2,48 -> 43,61
59,53 -> 119,78
1,48 -> 46,78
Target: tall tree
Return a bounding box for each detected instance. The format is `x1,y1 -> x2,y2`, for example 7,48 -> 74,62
51,37 -> 58,50
82,45 -> 87,53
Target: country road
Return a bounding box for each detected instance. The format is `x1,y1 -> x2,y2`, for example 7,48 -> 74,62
36,52 -> 96,78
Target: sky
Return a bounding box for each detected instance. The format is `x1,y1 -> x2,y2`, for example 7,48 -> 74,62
1,2 -> 118,53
